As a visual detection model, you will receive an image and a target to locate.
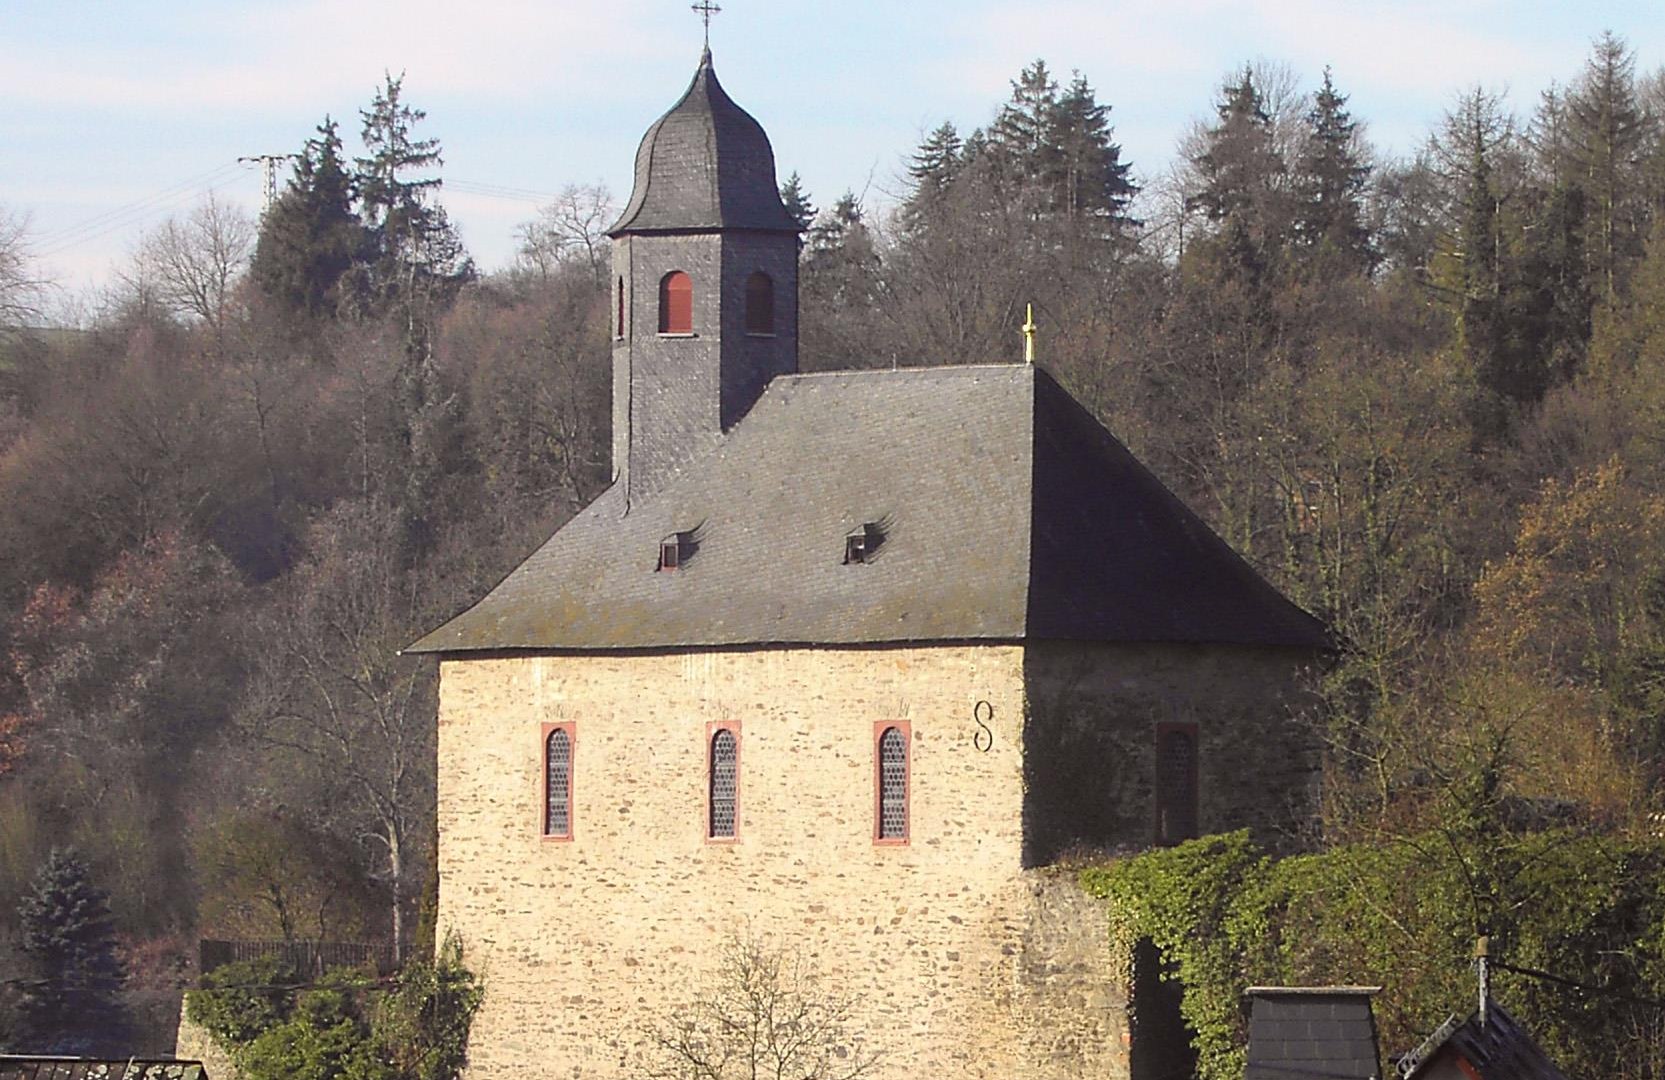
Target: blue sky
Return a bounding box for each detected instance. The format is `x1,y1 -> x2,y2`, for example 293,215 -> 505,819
4,1 -> 1664,298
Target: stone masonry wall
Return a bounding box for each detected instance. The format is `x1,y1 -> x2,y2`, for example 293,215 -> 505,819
436,644 -> 1129,1080
175,1001 -> 240,1080
1022,641 -> 1322,865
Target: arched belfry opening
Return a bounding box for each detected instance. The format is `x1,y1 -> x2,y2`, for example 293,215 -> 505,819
659,271 -> 693,334
606,48 -> 801,495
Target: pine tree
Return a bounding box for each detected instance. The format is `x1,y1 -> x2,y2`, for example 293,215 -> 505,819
355,75 -> 472,554
801,192 -> 879,364
1292,68 -> 1374,272
897,122 -> 965,237
17,848 -> 126,1050
779,172 -> 816,237
1565,32 -> 1647,305
1511,180 -> 1591,393
1527,83 -> 1571,188
355,73 -> 473,318
251,117 -> 369,317
987,60 -> 1060,198
908,123 -> 964,200
1186,67 -> 1290,287
807,192 -> 872,266
1444,95 -> 1515,418
1047,74 -> 1137,230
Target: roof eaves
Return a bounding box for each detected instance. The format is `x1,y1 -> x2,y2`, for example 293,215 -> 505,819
1395,1014 -> 1466,1079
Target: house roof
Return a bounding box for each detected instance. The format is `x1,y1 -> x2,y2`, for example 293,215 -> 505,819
607,48 -> 797,236
1397,1001 -> 1569,1080
0,1060 -> 207,1080
1245,987 -> 1382,1080
408,365 -> 1330,654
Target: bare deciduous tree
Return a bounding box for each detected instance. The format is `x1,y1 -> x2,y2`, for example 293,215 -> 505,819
236,502 -> 438,958
644,935 -> 880,1080
515,183 -> 615,283
0,207 -> 49,327
128,193 -> 257,329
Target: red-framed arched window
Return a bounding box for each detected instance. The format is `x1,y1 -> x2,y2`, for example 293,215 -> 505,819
659,270 -> 692,334
542,723 -> 575,840
875,722 -> 910,843
745,271 -> 774,335
707,723 -> 740,840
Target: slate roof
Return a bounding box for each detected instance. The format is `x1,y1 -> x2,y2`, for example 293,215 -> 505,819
0,1060 -> 207,1080
1246,987 -> 1382,1080
1245,985 -> 1385,1078
1397,1001 -> 1570,1080
607,49 -> 797,235
409,365 -> 1330,654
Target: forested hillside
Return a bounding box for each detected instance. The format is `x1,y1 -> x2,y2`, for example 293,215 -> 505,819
5,34 -> 1665,1067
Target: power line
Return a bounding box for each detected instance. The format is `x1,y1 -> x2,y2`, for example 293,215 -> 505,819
445,178 -> 562,204
33,162 -> 244,246
34,162 -> 248,258
239,153 -> 300,212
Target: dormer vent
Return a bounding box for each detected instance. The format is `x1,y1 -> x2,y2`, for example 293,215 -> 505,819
657,527 -> 703,571
845,522 -> 884,564
659,533 -> 684,571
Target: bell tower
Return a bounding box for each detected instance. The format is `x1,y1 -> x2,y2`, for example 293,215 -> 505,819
606,48 -> 800,497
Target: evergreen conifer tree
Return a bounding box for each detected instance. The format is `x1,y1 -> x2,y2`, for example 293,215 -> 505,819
1186,68 -> 1290,287
908,124 -> 964,201
17,848 -> 126,1050
251,117 -> 369,317
1450,104 -> 1515,417
779,172 -> 816,239
898,122 -> 965,236
355,74 -> 473,318
1566,32 -> 1646,304
1292,68 -> 1374,272
1511,180 -> 1591,393
1047,74 -> 1137,228
987,60 -> 1061,198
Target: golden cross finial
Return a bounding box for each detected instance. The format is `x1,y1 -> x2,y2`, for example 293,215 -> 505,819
1022,303 -> 1037,364
692,0 -> 721,48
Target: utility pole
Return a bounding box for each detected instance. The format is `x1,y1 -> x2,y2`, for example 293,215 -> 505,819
1475,935 -> 1490,1027
240,153 -> 299,213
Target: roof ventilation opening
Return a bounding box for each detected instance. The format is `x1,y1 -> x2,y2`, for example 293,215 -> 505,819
659,533 -> 684,572
844,520 -> 888,565
658,526 -> 704,572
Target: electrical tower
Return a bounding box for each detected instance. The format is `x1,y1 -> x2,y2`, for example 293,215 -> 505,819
239,154 -> 299,212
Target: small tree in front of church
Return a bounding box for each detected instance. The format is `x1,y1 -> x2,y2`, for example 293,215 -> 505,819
15,847 -> 128,1051
643,935 -> 879,1080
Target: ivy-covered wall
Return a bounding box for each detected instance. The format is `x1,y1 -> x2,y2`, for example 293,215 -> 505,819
1082,829 -> 1665,1080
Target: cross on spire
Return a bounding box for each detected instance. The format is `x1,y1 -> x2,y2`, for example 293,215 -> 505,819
692,0 -> 720,48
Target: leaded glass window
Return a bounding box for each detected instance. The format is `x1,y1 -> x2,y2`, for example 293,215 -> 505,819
1156,726 -> 1197,845
878,726 -> 907,840
545,728 -> 572,838
709,728 -> 738,838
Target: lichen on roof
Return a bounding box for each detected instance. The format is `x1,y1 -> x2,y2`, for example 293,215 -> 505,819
409,365 -> 1329,654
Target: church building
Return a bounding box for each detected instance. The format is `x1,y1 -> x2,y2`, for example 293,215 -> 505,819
409,46 -> 1329,1080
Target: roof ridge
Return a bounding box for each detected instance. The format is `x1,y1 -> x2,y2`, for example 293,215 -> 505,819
777,363 -> 1031,380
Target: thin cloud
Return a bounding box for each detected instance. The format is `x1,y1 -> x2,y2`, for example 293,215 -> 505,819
951,0 -> 1567,108
0,0 -> 664,113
